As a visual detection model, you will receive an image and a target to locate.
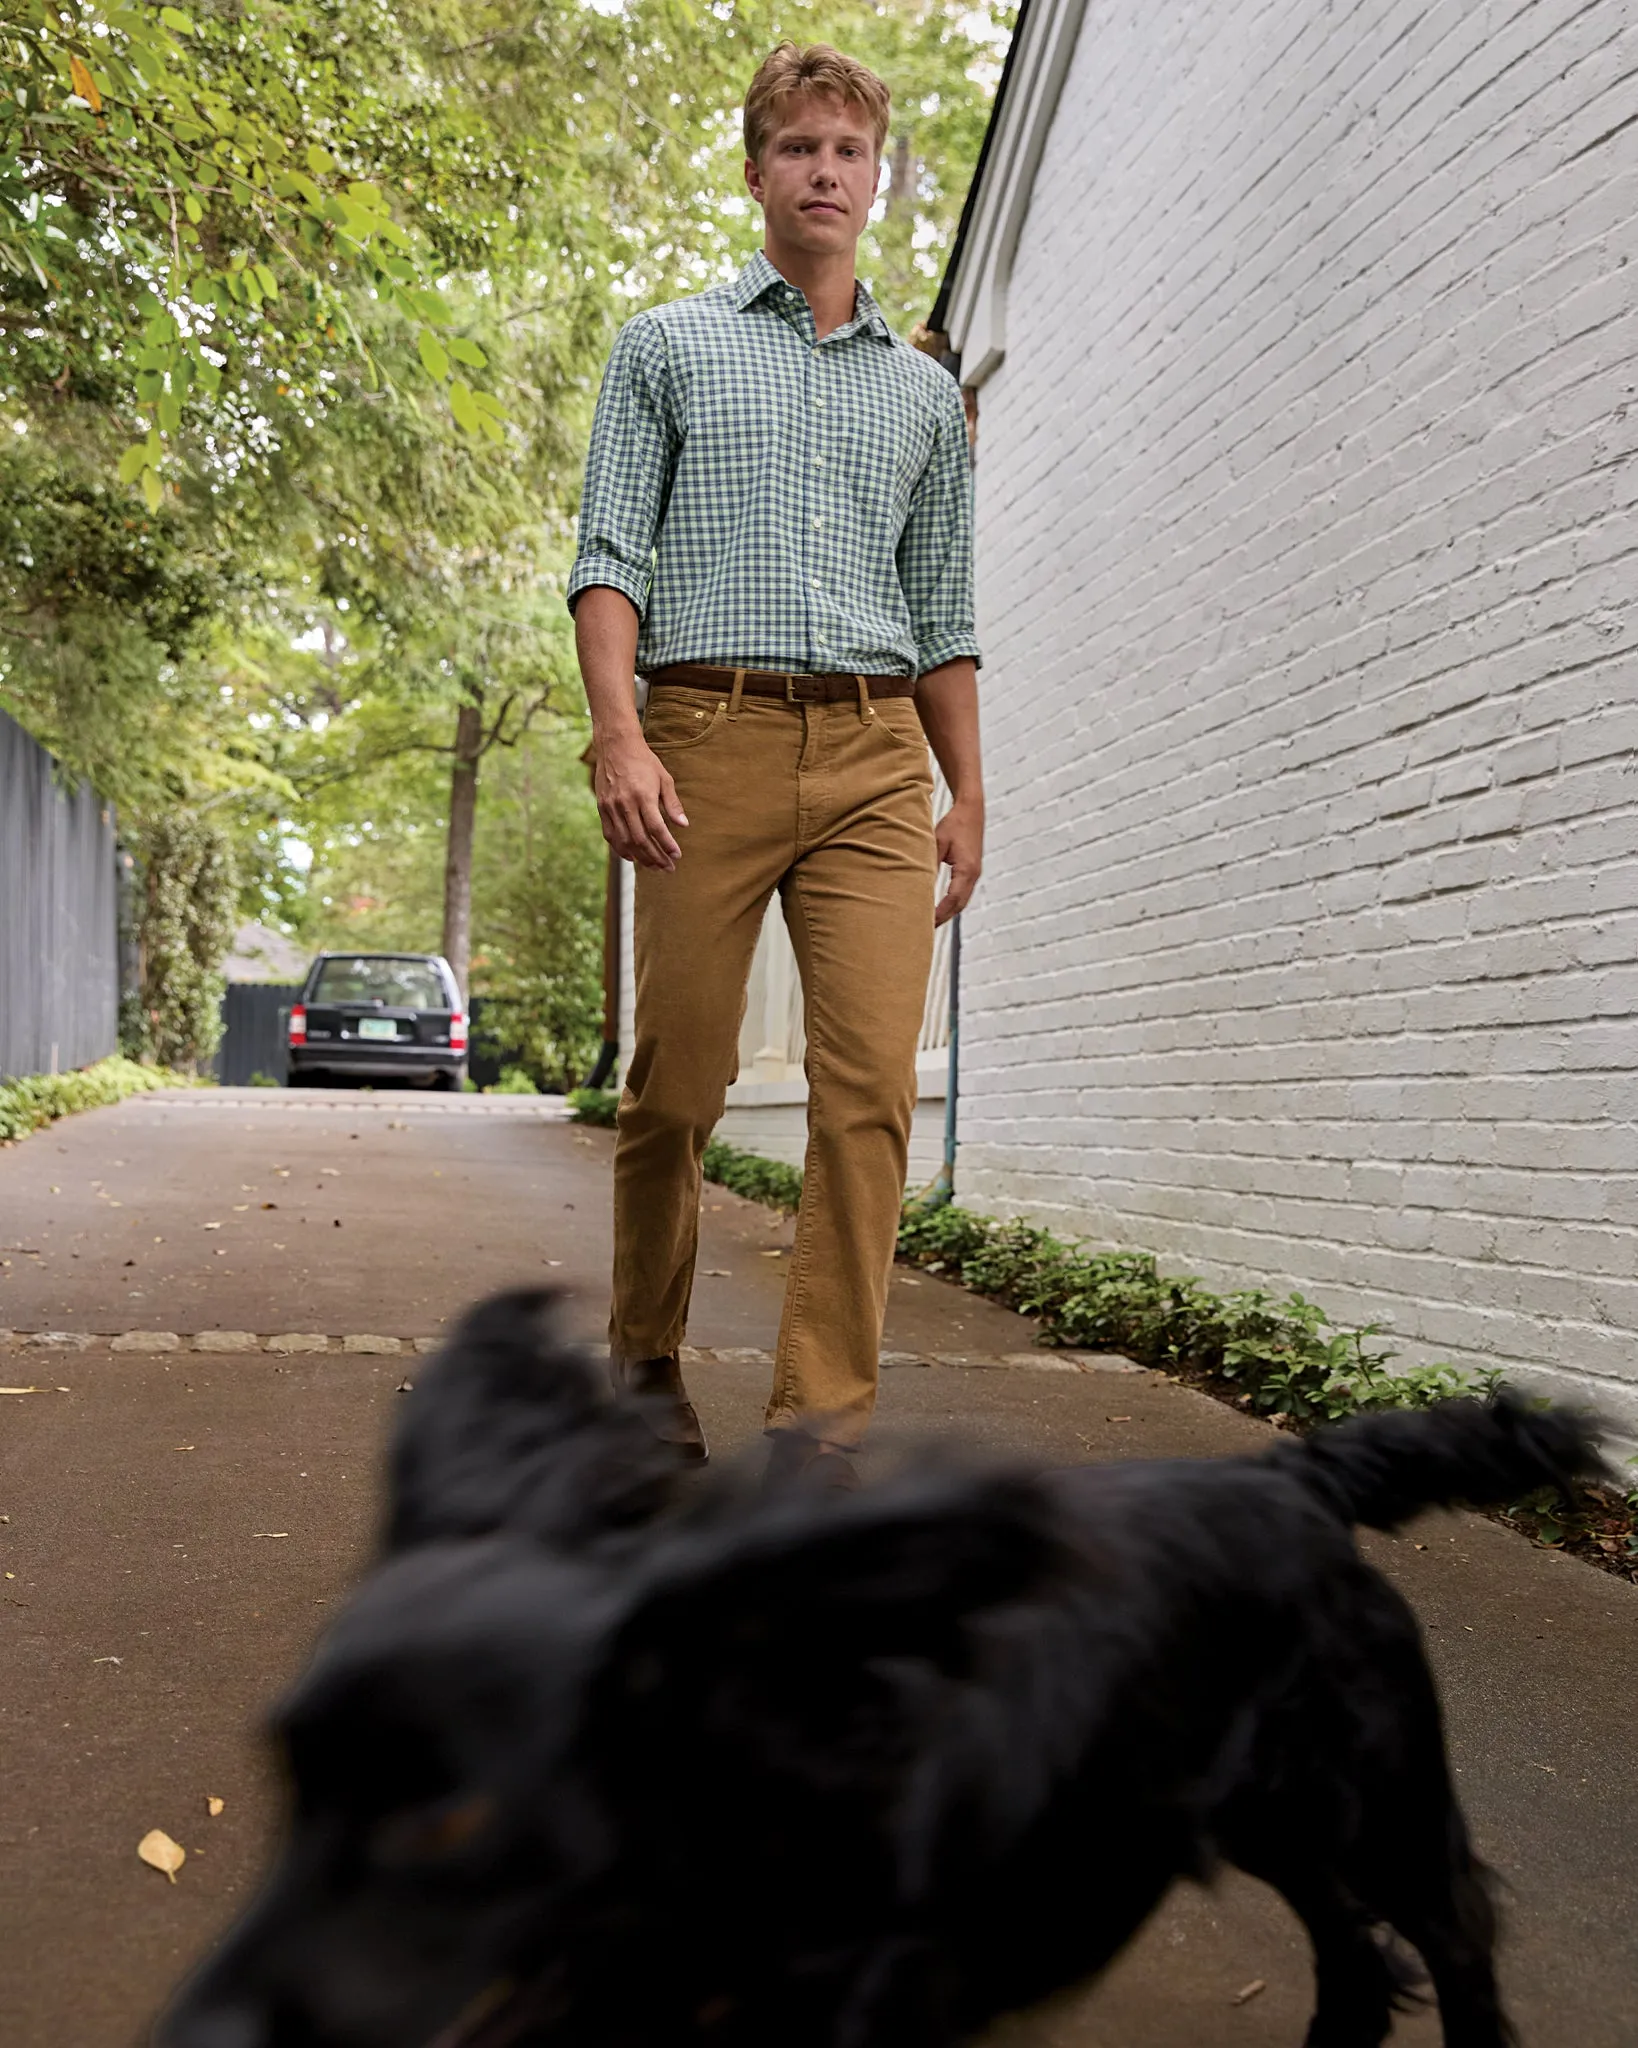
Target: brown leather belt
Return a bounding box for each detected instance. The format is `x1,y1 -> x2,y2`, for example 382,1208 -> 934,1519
644,662 -> 918,702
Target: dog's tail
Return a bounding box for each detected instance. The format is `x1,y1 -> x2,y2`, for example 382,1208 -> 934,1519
1279,1391 -> 1603,1532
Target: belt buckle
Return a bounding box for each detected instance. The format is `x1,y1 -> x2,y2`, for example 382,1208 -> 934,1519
784,674 -> 819,703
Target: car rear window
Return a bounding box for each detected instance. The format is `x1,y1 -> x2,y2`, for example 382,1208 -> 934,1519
310,958 -> 448,1008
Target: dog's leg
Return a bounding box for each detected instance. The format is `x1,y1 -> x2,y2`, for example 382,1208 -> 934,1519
1376,1845 -> 1510,2048
1253,1871 -> 1399,2048
1350,1725 -> 1511,2046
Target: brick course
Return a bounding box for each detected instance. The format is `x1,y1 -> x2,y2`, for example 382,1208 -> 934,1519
964,0 -> 1638,1439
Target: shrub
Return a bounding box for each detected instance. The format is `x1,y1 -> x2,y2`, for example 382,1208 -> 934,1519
701,1137 -> 804,1213
682,1158 -> 1496,1423
898,1200 -> 1500,1423
123,813 -> 239,1073
567,1086 -> 619,1127
485,1066 -> 539,1095
703,1150 -> 1632,1575
0,1056 -> 195,1142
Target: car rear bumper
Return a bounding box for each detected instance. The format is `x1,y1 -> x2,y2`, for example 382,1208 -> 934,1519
288,1046 -> 465,1082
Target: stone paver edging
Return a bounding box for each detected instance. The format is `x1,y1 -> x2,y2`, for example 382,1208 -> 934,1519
0,1329 -> 1143,1373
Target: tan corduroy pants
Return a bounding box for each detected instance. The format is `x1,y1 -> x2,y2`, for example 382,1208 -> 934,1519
609,679 -> 937,1449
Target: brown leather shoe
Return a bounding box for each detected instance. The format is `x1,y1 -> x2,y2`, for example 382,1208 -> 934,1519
763,1430 -> 859,1493
610,1352 -> 708,1464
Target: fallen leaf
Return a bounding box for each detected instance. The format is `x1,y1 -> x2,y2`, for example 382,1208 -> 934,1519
759,1249 -> 783,1258
396,1378 -> 415,1393
0,1387 -> 45,1396
202,1222 -> 221,1231
174,1444 -> 195,1452
207,1796 -> 225,1818
92,1655 -> 121,1664
261,1202 -> 278,1210
703,1269 -> 732,1277
138,1829 -> 186,1883
232,1204 -> 249,1212
1230,1980 -> 1266,2007
251,1531 -> 290,1539
1107,1416 -> 1133,1423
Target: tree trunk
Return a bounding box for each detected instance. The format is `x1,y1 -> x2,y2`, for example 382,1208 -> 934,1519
441,699 -> 484,1000
887,130 -> 914,225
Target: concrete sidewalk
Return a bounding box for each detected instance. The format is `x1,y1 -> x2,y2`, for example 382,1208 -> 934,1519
1,1094 -> 1635,2047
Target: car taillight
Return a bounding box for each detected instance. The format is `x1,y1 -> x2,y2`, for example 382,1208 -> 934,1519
287,1004 -> 307,1046
450,1010 -> 467,1053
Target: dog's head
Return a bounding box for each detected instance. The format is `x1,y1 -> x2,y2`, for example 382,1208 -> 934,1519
157,1472 -> 1063,2048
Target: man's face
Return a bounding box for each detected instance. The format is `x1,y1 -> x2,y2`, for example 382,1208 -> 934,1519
745,90 -> 882,257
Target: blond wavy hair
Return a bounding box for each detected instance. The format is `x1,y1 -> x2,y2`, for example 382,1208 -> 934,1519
743,43 -> 892,165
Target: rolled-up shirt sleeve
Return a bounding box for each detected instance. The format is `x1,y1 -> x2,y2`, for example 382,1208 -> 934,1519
567,313 -> 679,618
896,373 -> 981,675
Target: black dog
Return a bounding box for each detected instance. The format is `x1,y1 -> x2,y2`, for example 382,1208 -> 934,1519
158,1289 -> 1600,2048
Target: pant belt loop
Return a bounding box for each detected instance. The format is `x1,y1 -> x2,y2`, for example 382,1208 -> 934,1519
855,673 -> 873,722
728,667 -> 745,719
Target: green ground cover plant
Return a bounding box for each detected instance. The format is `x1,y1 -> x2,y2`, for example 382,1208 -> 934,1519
687,1138 -> 1637,1581
0,1056 -> 195,1143
567,1086 -> 618,1128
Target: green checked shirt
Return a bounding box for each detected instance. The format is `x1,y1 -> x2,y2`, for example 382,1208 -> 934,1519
566,250 -> 980,679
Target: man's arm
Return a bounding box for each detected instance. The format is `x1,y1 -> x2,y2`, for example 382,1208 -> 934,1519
899,373 -> 984,926
577,588 -> 686,871
915,658 -> 983,926
567,314 -> 687,870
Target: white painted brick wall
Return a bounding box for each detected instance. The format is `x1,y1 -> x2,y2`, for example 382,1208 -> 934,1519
965,0 -> 1638,1440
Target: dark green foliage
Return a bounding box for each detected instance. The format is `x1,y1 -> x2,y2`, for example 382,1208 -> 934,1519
566,1087 -> 619,1128
0,1056 -> 194,1143
702,1138 -> 805,1214
125,814 -> 239,1072
894,1200 -> 1500,1422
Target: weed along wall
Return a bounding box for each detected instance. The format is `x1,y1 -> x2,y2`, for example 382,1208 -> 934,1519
947,0 -> 1638,1442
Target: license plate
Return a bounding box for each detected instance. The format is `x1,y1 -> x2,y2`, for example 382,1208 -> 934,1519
357,1018 -> 399,1042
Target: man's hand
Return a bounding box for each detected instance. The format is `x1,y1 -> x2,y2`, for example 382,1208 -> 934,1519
935,794 -> 983,926
593,728 -> 688,871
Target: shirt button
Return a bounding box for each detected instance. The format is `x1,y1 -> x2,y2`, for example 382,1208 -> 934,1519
810,576 -> 821,589
813,399 -> 825,411
812,516 -> 822,529
813,456 -> 824,467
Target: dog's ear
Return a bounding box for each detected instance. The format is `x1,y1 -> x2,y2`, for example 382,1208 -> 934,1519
385,1289 -> 675,1550
598,1470 -> 1059,1763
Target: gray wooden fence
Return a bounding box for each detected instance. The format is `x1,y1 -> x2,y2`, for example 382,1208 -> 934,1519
0,709 -> 119,1083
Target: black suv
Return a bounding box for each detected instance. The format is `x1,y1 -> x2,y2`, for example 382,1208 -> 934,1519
288,953 -> 467,1090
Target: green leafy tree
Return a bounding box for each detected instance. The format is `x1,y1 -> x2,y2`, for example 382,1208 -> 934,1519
5,0 -> 1011,1081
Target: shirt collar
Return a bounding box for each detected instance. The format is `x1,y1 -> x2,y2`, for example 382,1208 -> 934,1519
730,249 -> 893,341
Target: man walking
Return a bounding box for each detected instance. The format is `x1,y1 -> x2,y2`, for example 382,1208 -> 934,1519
569,41 -> 983,1487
